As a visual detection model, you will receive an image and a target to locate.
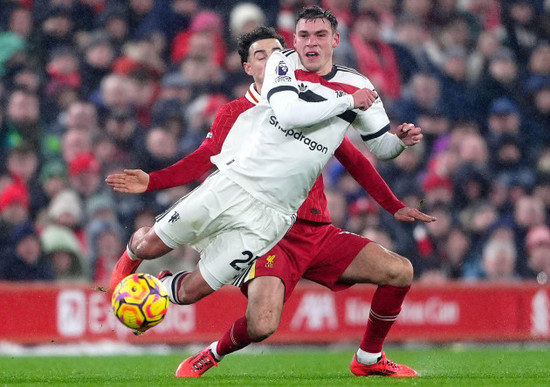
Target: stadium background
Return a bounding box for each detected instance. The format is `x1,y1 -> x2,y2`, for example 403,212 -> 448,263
0,0 -> 549,347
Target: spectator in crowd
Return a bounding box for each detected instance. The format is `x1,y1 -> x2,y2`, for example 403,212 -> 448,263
524,77 -> 550,153
68,152 -> 106,199
440,226 -> 473,280
480,235 -> 520,282
0,222 -> 55,281
91,73 -> 133,119
0,178 -> 31,250
43,46 -> 81,122
48,100 -> 98,137
346,197 -> 380,235
349,11 -> 402,101
87,218 -> 125,283
394,72 -> 445,124
424,14 -> 473,72
61,127 -> 94,165
392,15 -> 435,77
38,158 -> 68,205
452,163 -> 491,213
437,47 -> 475,122
171,10 -> 226,67
140,126 -> 182,173
4,5 -> 33,41
157,71 -> 193,106
1,88 -> 43,158
79,32 -> 117,99
46,188 -> 85,249
466,29 -> 502,84
97,7 -> 130,54
472,48 -> 522,124
33,6 -> 75,64
103,108 -> 144,162
40,223 -> 86,281
5,143 -> 44,216
501,0 -> 544,67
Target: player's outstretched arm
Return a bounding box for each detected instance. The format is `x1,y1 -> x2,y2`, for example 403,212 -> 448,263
106,169 -> 149,193
394,207 -> 436,223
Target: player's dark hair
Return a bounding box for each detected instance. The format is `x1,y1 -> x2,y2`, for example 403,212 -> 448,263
238,26 -> 286,66
296,6 -> 338,33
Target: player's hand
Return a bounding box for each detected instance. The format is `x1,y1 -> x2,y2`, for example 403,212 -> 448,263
394,207 -> 437,223
352,88 -> 378,111
105,169 -> 150,193
397,123 -> 423,146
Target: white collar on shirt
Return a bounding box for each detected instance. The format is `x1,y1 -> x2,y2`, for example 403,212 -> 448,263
245,83 -> 260,105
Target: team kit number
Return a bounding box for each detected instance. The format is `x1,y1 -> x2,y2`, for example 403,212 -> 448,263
230,250 -> 258,271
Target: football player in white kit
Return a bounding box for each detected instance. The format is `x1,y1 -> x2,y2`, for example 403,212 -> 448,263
112,7 -> 421,316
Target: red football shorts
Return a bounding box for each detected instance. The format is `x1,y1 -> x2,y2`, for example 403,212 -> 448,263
241,219 -> 372,301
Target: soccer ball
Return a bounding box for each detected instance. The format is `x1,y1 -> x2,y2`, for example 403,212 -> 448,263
112,273 -> 170,332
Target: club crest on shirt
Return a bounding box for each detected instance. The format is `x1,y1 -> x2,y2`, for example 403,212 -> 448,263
265,254 -> 276,268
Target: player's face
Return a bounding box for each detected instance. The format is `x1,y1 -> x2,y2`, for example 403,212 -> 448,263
243,38 -> 284,89
294,18 -> 339,76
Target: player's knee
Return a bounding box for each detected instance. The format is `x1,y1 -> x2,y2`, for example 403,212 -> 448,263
247,317 -> 278,342
388,256 -> 413,287
131,227 -> 163,260
400,257 -> 414,285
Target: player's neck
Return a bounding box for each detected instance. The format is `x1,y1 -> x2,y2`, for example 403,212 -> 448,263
316,61 -> 334,77
253,82 -> 262,94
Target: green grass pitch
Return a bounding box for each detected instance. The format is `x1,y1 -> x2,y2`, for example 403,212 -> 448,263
1,346 -> 549,386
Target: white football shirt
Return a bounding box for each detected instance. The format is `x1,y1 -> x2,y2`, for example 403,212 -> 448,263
212,49 -> 405,215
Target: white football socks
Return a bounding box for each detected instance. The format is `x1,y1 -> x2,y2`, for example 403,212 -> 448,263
356,349 -> 382,365
126,245 -> 139,261
158,271 -> 189,305
209,341 -> 224,362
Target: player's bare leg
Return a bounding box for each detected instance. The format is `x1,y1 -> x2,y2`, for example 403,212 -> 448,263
174,276 -> 285,377
110,227 -> 172,292
339,243 -> 418,377
245,276 -> 285,340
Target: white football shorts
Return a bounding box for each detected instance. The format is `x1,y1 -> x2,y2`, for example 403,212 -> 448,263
153,171 -> 296,290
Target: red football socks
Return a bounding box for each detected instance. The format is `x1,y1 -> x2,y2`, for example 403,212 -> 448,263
360,285 -> 410,353
216,316 -> 255,356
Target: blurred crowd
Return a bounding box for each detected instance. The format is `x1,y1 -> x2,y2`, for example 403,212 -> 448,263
0,0 -> 549,286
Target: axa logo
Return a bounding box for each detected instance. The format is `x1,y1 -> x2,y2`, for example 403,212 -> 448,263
265,255 -> 276,268
290,292 -> 338,330
168,211 -> 180,223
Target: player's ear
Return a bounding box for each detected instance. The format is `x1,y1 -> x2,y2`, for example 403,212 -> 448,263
332,32 -> 340,48
243,62 -> 253,76
293,33 -> 297,49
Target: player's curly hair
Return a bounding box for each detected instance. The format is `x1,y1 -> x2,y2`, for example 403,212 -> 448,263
296,5 -> 338,33
238,26 -> 287,66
